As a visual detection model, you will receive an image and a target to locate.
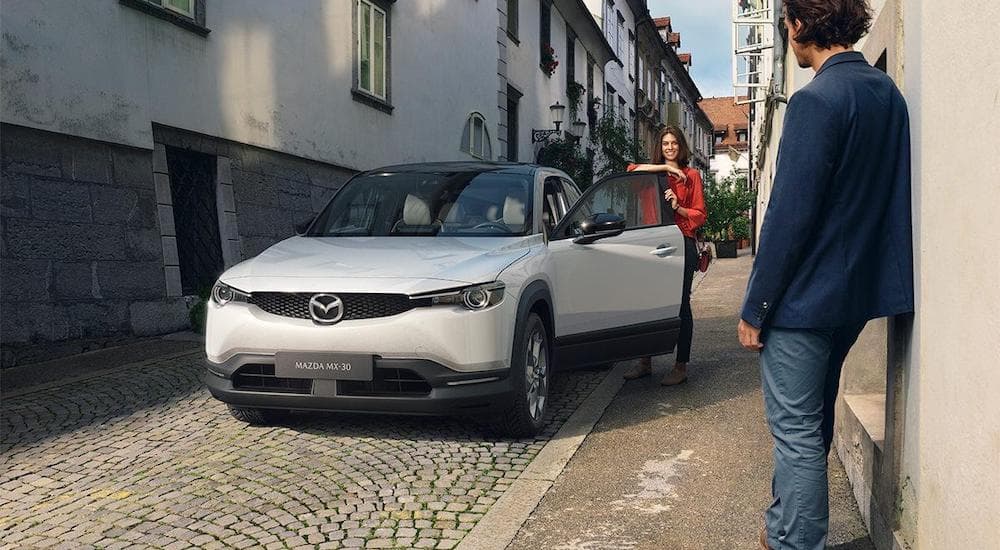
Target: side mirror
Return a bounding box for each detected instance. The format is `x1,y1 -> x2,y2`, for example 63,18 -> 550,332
573,213 -> 626,244
294,216 -> 315,236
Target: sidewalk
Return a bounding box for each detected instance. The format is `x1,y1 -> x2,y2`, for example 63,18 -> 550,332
506,253 -> 873,549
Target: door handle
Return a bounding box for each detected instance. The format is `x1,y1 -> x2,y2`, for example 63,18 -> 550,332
650,244 -> 676,256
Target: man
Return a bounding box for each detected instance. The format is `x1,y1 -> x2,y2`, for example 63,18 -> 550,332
738,1 -> 913,549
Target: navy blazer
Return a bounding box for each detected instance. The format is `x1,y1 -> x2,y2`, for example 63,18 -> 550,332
741,52 -> 914,329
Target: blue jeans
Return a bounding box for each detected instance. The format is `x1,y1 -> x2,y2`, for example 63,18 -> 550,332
760,323 -> 865,550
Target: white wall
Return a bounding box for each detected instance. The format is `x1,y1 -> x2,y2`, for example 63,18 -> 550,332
898,1 -> 1000,547
1,0 -> 498,171
505,0 -> 605,165
711,149 -> 749,181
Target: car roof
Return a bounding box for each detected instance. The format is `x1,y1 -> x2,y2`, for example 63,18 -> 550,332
362,161 -> 540,177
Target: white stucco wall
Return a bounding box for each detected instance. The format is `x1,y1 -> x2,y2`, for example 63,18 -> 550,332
710,149 -> 749,181
898,1 -> 1000,547
1,0 -> 498,171
505,0 -> 605,165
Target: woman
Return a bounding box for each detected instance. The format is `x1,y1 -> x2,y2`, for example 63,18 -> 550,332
623,126 -> 707,386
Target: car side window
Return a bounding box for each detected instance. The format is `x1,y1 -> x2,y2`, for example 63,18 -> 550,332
542,176 -> 570,235
556,173 -> 666,239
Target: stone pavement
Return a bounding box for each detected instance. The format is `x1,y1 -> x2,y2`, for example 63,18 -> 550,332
1,349 -> 608,549
507,252 -> 875,549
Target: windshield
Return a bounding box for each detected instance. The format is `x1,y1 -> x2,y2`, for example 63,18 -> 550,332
307,170 -> 534,237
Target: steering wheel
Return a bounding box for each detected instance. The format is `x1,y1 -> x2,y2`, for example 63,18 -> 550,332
472,221 -> 514,233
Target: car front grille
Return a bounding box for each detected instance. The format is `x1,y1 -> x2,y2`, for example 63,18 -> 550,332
249,292 -> 431,321
338,368 -> 432,397
232,364 -> 313,394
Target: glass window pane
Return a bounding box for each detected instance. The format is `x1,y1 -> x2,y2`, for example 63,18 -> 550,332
165,0 -> 192,15
359,2 -> 372,92
374,9 -> 385,97
473,117 -> 484,157
562,175 -> 662,238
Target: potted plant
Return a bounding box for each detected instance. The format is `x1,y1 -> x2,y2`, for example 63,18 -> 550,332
702,175 -> 755,259
732,214 -> 751,249
540,44 -> 559,76
567,81 -> 585,121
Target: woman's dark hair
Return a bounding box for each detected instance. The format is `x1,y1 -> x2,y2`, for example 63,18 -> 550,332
652,126 -> 690,167
784,0 -> 873,49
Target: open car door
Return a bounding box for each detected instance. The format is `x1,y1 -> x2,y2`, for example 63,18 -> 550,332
547,172 -> 686,368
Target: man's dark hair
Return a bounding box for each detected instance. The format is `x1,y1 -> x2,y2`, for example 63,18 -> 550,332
784,0 -> 873,49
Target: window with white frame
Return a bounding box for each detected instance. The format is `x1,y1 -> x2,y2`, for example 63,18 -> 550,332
356,0 -> 388,99
461,113 -> 492,160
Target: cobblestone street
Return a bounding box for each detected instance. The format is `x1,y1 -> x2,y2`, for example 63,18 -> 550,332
1,354 -> 608,549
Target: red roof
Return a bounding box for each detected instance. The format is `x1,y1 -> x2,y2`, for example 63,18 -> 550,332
678,53 -> 692,65
667,32 -> 681,47
653,17 -> 672,30
700,96 -> 751,151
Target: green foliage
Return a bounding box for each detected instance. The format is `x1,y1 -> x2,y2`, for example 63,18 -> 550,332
703,174 -> 755,242
592,112 -> 647,178
536,137 -> 593,189
566,81 -> 585,120
188,285 -> 213,334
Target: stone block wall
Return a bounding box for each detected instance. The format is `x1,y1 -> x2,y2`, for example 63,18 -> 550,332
2,123 -> 354,367
1,124 -> 173,353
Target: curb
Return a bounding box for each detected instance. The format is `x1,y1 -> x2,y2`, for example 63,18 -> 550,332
457,362 -> 628,550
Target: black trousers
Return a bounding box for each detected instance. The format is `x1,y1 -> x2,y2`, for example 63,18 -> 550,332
676,236 -> 698,363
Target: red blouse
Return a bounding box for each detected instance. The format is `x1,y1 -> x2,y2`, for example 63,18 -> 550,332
628,164 -> 707,239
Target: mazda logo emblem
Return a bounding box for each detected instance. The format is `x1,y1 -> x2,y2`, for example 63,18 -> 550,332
308,294 -> 344,325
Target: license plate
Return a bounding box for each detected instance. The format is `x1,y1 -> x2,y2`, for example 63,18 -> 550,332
274,352 -> 374,381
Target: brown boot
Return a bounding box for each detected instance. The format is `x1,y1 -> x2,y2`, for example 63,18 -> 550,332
623,357 -> 652,380
660,363 -> 687,386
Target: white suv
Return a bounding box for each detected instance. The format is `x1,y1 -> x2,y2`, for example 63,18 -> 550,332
205,162 -> 685,436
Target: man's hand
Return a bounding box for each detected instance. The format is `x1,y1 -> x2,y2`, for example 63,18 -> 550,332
738,319 -> 763,351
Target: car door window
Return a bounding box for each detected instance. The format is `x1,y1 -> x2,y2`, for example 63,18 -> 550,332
554,173 -> 671,239
542,176 -> 572,235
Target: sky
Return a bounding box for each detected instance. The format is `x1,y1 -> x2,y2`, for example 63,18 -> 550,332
647,0 -> 734,99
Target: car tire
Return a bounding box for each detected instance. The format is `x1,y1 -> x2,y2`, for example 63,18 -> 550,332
493,312 -> 550,438
227,405 -> 288,425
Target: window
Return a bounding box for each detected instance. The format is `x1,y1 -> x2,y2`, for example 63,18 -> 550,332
736,129 -> 748,142
558,174 -> 666,239
566,30 -> 576,84
715,131 -> 726,145
618,96 -> 627,123
461,113 -> 492,160
507,86 -> 521,161
616,12 -> 625,57
628,31 -> 635,80
120,0 -> 208,35
605,84 -> 616,118
539,0 -> 551,64
356,0 -> 388,101
507,0 -> 518,41
605,0 -> 615,42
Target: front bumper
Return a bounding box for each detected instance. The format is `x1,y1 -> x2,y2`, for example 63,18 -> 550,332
205,355 -> 514,416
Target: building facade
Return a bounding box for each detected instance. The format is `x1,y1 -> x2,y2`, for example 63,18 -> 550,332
700,96 -> 750,181
0,0 -> 606,363
736,0 -> 1000,548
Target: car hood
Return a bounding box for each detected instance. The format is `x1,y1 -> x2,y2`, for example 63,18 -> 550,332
221,235 -> 540,294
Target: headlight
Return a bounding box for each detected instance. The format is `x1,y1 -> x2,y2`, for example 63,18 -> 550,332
422,282 -> 505,311
211,281 -> 250,306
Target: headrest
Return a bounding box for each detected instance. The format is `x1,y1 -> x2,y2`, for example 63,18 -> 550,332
402,195 -> 431,225
486,205 -> 500,222
503,194 -> 526,226
442,202 -> 466,223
